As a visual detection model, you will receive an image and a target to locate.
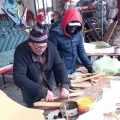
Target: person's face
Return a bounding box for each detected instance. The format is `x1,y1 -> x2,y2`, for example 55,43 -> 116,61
67,25 -> 78,34
29,42 -> 47,55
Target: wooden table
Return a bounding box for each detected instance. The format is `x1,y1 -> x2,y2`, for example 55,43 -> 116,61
35,76 -> 120,118
33,69 -> 112,116
87,53 -> 120,61
36,85 -> 104,116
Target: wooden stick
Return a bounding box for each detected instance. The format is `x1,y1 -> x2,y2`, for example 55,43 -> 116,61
110,112 -> 120,120
71,83 -> 91,88
91,76 -> 114,85
69,89 -> 81,93
104,111 -> 120,120
71,72 -> 106,83
69,72 -> 97,79
33,101 -> 61,107
41,92 -> 83,101
91,77 -> 101,82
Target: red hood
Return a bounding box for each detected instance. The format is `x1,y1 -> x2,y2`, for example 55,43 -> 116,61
61,8 -> 82,38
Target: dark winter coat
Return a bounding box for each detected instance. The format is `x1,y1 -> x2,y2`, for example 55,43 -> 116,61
13,40 -> 70,99
48,8 -> 92,70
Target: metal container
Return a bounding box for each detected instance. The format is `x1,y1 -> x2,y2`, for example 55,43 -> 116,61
60,101 -> 79,120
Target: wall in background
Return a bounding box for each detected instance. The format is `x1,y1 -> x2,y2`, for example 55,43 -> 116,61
37,0 -> 53,24
0,0 -> 5,13
28,0 -> 36,18
118,0 -> 120,24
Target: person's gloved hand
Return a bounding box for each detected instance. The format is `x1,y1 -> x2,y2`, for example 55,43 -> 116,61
45,90 -> 54,101
87,67 -> 94,73
60,88 -> 69,99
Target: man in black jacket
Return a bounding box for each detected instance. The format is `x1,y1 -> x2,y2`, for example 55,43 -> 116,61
13,22 -> 70,108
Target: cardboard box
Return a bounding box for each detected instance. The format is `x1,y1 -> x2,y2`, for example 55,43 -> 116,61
84,43 -> 96,53
0,90 -> 44,120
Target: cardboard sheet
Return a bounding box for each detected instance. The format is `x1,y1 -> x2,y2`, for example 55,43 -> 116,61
0,90 -> 44,120
102,21 -> 118,43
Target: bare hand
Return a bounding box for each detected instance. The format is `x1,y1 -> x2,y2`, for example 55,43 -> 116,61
60,88 -> 69,99
45,90 -> 54,101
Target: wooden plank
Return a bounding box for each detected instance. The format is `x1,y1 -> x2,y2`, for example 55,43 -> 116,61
71,83 -> 92,88
0,90 -> 44,120
69,72 -> 97,79
41,92 -> 83,101
104,111 -> 120,120
69,89 -> 81,93
33,101 -> 61,107
102,21 -> 118,43
70,72 -> 106,83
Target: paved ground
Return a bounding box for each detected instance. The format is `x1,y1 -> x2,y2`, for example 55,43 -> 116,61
0,71 -> 26,106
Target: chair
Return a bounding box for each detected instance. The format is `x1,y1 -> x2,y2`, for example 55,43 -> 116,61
84,17 -> 102,42
0,21 -> 29,88
0,64 -> 13,89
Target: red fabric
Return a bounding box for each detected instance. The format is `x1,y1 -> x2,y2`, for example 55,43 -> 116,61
26,10 -> 34,21
36,13 -> 46,22
61,8 -> 82,38
0,66 -> 13,74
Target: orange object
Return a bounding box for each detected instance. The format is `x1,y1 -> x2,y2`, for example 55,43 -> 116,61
77,97 -> 95,114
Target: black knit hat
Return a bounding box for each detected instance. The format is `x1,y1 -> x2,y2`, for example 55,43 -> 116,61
29,22 -> 48,43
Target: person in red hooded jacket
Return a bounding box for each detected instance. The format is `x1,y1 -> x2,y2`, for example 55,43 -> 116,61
48,8 -> 94,79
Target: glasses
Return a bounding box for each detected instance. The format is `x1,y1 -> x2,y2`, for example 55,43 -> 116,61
32,42 -> 47,50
